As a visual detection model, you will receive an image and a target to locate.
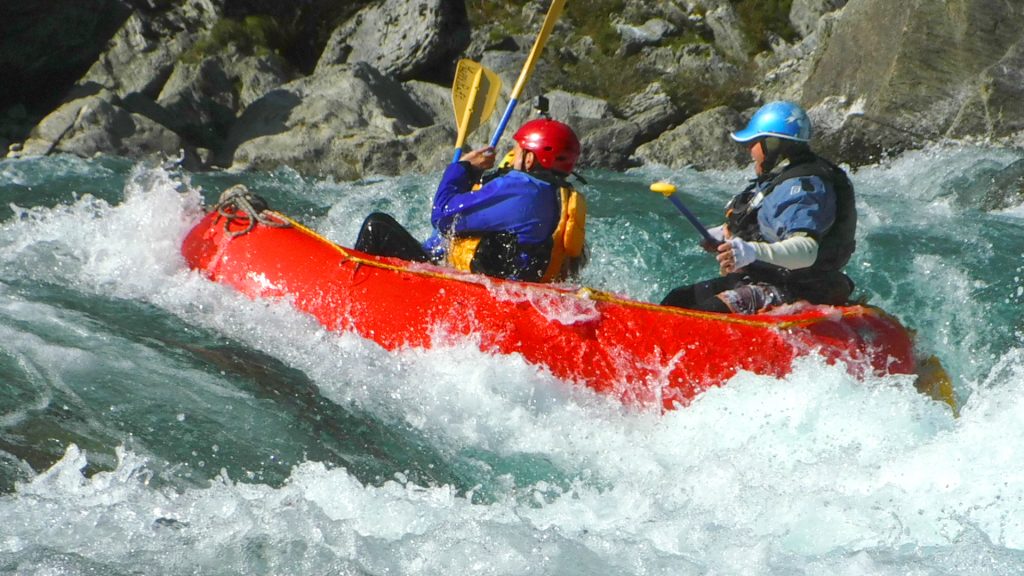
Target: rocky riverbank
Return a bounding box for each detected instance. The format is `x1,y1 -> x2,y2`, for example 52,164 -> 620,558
4,0 -> 1024,181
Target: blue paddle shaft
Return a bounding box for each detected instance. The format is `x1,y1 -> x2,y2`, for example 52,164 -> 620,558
489,98 -> 519,149
452,148 -> 463,163
666,193 -> 719,245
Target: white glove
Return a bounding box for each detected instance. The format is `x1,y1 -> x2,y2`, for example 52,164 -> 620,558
728,237 -> 757,269
700,225 -> 727,252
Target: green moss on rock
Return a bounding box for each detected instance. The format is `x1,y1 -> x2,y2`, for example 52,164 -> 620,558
464,1 -> 776,115
732,0 -> 799,54
182,15 -> 287,64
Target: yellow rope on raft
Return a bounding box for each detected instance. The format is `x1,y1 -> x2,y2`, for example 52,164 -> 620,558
275,214 -> 863,331
250,212 -> 961,415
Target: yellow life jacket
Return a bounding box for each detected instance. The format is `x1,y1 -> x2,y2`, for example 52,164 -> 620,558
540,187 -> 586,282
447,186 -> 586,283
447,236 -> 482,271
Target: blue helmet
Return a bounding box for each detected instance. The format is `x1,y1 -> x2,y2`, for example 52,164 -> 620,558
731,101 -> 812,143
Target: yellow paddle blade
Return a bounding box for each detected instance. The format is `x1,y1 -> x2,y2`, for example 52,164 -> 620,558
452,59 -> 502,148
650,181 -> 678,197
477,66 -> 501,128
452,59 -> 481,123
915,355 -> 960,416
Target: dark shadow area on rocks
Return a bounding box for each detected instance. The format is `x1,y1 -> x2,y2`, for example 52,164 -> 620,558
219,0 -> 376,74
0,0 -> 130,144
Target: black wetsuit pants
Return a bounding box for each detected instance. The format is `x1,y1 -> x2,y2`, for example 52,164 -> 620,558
661,275 -> 749,313
354,212 -> 553,282
661,271 -> 853,314
354,212 -> 431,262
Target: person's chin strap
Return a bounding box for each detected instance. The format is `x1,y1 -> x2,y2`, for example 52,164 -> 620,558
760,138 -> 783,173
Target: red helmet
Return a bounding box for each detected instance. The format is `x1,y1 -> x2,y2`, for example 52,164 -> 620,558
513,119 -> 581,175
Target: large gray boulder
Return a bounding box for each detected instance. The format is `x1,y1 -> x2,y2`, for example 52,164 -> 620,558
790,0 -> 848,37
77,0 -> 221,99
316,0 -> 470,81
799,0 -> 1024,163
633,106 -> 749,170
156,45 -> 292,149
224,63 -> 442,179
575,118 -> 642,171
544,90 -> 614,121
618,82 -> 685,142
403,79 -> 455,131
12,91 -> 182,159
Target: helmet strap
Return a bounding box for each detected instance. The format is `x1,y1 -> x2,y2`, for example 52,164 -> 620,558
529,168 -> 572,187
760,138 -> 783,173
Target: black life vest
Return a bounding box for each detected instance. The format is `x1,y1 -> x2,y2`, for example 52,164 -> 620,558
726,152 -> 856,282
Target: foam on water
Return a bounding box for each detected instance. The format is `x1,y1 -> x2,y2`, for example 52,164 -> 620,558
6,349 -> 1024,574
2,150 -> 1024,573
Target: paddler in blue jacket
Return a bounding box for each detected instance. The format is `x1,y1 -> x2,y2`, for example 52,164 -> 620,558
355,118 -> 587,283
661,101 -> 857,314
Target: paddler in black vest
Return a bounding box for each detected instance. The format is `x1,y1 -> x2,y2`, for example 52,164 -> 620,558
355,118 -> 587,283
661,101 -> 857,314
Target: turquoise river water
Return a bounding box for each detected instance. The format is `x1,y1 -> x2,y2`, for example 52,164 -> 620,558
2,143 -> 1024,574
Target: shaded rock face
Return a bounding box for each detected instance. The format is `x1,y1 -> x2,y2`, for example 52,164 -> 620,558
78,0 -> 223,99
9,0 -> 1024,178
801,0 -> 1024,163
156,46 -> 293,149
217,0 -> 374,72
0,0 -> 129,140
316,0 -> 471,82
7,0 -> 303,167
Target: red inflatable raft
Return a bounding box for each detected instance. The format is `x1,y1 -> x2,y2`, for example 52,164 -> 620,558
181,195 -> 955,412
